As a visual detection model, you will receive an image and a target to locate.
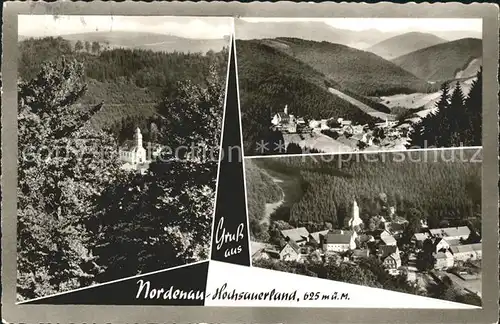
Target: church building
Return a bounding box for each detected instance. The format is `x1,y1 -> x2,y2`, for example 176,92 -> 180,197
119,127 -> 147,165
271,104 -> 297,133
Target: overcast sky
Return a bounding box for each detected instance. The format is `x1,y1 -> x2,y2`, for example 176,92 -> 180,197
241,17 -> 482,33
18,15 -> 233,39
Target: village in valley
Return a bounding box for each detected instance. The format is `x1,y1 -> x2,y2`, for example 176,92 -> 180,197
270,104 -> 410,153
252,199 -> 482,298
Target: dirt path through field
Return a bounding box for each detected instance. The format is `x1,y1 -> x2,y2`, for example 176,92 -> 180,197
328,87 -> 394,121
259,169 -> 285,227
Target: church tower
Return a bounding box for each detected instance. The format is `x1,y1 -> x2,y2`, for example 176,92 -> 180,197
284,104 -> 288,115
134,127 -> 144,149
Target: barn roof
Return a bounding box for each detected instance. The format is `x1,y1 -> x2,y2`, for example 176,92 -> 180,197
309,230 -> 329,243
323,232 -> 351,244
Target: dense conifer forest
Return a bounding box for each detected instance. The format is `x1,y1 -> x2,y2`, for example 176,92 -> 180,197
246,149 -> 482,238
17,37 -> 227,300
272,37 -> 438,96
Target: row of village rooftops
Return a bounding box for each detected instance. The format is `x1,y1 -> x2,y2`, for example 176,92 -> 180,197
253,200 -> 405,273
253,200 -> 481,274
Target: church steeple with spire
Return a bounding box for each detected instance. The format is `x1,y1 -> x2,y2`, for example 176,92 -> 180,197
348,199 -> 363,230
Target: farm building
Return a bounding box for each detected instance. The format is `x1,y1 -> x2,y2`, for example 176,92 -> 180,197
450,243 -> 482,262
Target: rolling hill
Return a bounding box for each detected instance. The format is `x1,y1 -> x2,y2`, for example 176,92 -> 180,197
20,31 -> 230,54
391,38 -> 482,82
367,32 -> 447,60
267,37 -> 437,96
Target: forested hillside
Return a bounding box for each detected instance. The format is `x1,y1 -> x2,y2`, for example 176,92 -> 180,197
18,36 -> 229,132
367,32 -> 446,60
236,40 -> 378,155
253,149 -> 481,230
391,38 -> 482,81
271,37 -> 437,96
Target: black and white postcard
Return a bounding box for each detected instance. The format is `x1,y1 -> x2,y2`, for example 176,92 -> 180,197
235,18 -> 483,156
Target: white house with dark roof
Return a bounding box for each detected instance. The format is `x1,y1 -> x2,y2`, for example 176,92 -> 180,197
450,243 -> 482,262
383,252 -> 401,270
279,240 -> 302,262
429,226 -> 471,241
434,237 -> 462,254
379,245 -> 401,270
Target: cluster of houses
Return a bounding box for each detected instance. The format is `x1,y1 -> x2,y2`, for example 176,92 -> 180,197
270,105 -> 305,133
253,199 -> 482,276
270,104 -> 408,148
252,200 -> 408,275
411,226 -> 482,270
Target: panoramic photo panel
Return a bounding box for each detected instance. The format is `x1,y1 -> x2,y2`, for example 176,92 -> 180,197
17,15 -> 231,302
246,148 -> 483,306
235,18 -> 483,156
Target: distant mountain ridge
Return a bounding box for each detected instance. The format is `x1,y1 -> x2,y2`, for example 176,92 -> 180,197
19,31 -> 230,54
367,32 -> 447,60
391,37 -> 482,82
